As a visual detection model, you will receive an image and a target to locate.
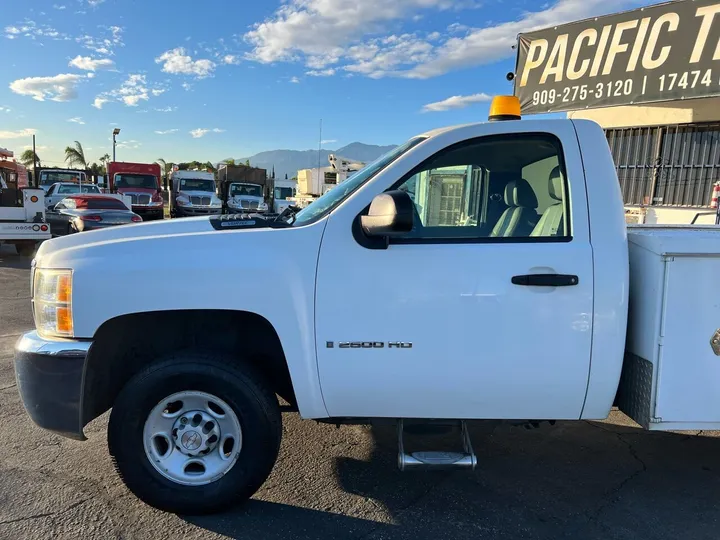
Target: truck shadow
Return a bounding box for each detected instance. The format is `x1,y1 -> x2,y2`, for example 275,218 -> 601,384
184,413 -> 720,540
0,245 -> 32,270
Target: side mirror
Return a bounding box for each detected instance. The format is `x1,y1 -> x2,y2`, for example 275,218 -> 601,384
360,190 -> 414,237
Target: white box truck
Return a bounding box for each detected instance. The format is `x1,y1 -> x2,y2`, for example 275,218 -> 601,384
14,96 -> 720,514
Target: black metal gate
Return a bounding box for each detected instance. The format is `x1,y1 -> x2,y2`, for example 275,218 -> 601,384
605,123 -> 720,207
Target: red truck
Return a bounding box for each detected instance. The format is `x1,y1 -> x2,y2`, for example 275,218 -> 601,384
107,162 -> 164,221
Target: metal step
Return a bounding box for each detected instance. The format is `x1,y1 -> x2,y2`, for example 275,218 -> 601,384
397,419 -> 477,471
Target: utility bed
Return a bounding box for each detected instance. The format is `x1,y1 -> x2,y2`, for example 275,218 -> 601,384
619,225 -> 720,431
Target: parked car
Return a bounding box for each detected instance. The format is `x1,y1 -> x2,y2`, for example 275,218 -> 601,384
46,195 -> 142,236
45,183 -> 101,210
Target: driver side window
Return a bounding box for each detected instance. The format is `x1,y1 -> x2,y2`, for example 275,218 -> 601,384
393,133 -> 570,242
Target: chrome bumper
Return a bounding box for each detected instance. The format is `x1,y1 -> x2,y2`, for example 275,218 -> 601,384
14,331 -> 92,440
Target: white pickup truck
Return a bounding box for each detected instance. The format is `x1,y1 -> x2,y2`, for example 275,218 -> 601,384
14,98 -> 720,515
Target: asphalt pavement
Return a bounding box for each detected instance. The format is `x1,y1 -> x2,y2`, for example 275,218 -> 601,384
1,243 -> 720,539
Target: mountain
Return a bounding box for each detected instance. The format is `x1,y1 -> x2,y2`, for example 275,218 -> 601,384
234,142 -> 396,180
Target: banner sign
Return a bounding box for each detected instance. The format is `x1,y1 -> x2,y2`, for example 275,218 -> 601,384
515,0 -> 720,113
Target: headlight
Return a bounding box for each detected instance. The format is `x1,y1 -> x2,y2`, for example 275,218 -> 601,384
177,197 -> 191,206
33,268 -> 73,337
210,197 -> 222,207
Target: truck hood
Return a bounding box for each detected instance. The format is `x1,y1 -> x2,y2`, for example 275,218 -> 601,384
35,216 -> 214,263
179,190 -> 217,198
229,195 -> 263,204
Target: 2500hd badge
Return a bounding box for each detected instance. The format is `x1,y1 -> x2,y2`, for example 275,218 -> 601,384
326,341 -> 413,349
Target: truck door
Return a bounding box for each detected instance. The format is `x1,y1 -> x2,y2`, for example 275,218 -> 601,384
315,124 -> 594,420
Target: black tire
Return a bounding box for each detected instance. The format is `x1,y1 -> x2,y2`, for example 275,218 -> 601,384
108,353 -> 282,514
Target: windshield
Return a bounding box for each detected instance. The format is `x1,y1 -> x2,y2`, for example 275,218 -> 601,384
274,186 -> 295,200
230,184 -> 263,197
293,137 -> 425,226
57,184 -> 100,194
180,178 -> 215,192
40,171 -> 86,186
115,174 -> 158,190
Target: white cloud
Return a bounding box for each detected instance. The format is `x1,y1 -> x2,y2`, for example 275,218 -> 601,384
88,0 -> 106,6
190,128 -> 224,138
306,68 -> 335,76
190,128 -> 209,138
24,144 -> 48,150
0,128 -> 36,139
93,74 -> 165,108
403,0 -> 634,78
181,82 -> 193,91
0,106 -> 10,113
92,96 -> 109,109
422,92 -> 492,112
5,26 -> 21,35
222,54 -> 240,65
76,25 -> 123,55
67,116 -> 86,124
116,139 -> 141,149
155,47 -> 216,78
155,129 -> 178,135
244,0 -> 636,79
245,0 -> 452,64
154,106 -> 177,112
321,139 -> 337,144
69,55 -> 114,71
9,73 -> 87,101
53,4 -> 66,9
289,76 -> 300,83
344,34 -> 434,78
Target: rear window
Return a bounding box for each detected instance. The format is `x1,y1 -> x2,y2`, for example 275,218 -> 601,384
74,197 -> 128,210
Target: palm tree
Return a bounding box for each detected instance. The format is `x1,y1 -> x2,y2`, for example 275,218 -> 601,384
64,141 -> 88,169
223,158 -> 236,166
19,149 -> 40,168
99,153 -> 110,166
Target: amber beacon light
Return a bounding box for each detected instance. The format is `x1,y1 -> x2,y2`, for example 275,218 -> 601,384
488,95 -> 521,121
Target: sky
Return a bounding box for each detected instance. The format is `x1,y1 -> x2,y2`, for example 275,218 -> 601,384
0,0 -> 654,167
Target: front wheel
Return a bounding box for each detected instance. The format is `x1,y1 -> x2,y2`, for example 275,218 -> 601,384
108,354 -> 282,514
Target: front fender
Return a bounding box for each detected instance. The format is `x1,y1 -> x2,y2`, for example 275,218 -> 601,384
46,221 -> 330,418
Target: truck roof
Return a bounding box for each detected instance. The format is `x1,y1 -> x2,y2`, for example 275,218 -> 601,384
107,162 -> 161,175
417,118 -> 576,139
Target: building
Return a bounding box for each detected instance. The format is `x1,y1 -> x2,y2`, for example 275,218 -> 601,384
569,97 -> 720,224
514,0 -> 720,225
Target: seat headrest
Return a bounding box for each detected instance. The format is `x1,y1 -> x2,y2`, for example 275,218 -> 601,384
549,166 -> 564,201
504,178 -> 538,209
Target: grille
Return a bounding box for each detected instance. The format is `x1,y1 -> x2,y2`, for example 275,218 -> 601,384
190,196 -> 211,206
240,200 -> 259,209
129,193 -> 151,205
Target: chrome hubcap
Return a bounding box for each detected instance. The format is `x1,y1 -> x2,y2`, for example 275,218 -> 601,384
143,391 -> 242,486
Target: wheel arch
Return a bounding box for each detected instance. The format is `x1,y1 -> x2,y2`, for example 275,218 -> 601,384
81,309 -> 296,428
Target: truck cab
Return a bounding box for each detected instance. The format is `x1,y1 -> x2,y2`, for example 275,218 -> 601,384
107,162 -> 164,221
168,170 -> 222,218
222,181 -> 268,213
35,168 -> 88,193
272,179 -> 297,214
